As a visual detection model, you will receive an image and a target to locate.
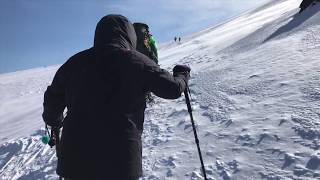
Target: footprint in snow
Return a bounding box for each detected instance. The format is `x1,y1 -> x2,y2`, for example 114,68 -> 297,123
266,148 -> 285,155
248,74 -> 260,79
159,156 -> 176,168
184,124 -> 192,130
190,171 -> 204,180
168,109 -> 188,118
236,134 -> 252,143
282,153 -> 296,169
279,82 -> 290,87
177,119 -> 187,127
306,152 -> 320,170
206,150 -> 215,157
278,119 -> 287,126
257,133 -> 278,145
215,159 -> 240,180
152,137 -> 168,146
166,169 -> 174,177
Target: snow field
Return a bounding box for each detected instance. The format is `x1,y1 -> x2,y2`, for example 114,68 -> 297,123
0,0 -> 320,179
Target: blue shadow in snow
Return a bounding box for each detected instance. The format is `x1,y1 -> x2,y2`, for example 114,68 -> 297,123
264,4 -> 320,42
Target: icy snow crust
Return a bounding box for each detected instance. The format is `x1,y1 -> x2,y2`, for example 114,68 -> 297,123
1,0 -> 319,179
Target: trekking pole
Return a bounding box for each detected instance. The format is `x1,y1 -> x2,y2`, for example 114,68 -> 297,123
52,128 -> 62,180
184,86 -> 208,180
52,127 -> 61,154
42,125 -> 62,180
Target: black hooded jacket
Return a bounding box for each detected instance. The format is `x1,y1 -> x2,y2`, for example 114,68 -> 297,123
42,15 -> 187,179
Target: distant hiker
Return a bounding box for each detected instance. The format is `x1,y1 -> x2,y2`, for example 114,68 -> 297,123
133,22 -> 158,64
299,0 -> 317,13
42,14 -> 190,180
178,37 -> 181,43
174,36 -> 177,42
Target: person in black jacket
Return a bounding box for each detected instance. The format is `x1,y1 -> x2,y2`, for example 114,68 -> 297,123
299,0 -> 317,13
42,14 -> 190,180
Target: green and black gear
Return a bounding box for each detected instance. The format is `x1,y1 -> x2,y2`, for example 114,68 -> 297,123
133,23 -> 158,64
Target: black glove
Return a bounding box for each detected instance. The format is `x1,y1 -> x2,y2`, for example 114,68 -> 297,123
44,113 -> 64,129
173,65 -> 191,85
173,65 -> 191,76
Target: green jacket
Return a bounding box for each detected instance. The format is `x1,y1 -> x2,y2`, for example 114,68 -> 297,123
149,36 -> 158,64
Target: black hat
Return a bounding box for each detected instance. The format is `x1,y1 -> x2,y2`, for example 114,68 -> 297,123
133,22 -> 150,40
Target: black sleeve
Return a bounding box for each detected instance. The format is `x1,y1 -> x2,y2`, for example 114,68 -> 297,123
144,60 -> 187,99
42,65 -> 67,127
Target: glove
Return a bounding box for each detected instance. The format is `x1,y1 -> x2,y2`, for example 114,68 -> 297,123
173,65 -> 191,84
173,65 -> 191,76
44,113 -> 64,129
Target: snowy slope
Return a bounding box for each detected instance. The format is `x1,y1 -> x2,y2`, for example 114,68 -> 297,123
1,0 -> 320,179
0,66 -> 58,144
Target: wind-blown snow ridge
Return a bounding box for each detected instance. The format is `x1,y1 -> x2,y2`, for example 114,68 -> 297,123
1,0 -> 320,179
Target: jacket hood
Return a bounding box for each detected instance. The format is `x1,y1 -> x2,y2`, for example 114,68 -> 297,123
94,15 -> 137,50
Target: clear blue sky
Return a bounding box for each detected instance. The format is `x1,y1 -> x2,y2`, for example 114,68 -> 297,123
0,0 -> 269,74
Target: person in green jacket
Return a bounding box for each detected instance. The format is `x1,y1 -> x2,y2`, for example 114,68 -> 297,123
133,22 -> 159,104
133,22 -> 158,64
148,34 -> 158,62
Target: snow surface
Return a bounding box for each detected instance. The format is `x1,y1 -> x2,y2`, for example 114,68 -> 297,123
1,0 -> 320,179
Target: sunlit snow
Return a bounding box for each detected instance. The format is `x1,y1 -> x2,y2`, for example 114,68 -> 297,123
0,0 -> 319,179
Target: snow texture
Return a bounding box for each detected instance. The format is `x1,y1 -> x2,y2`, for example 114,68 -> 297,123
0,0 -> 320,179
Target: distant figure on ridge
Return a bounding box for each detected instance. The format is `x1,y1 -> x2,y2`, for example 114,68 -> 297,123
178,37 -> 181,43
174,36 -> 177,42
299,0 -> 318,13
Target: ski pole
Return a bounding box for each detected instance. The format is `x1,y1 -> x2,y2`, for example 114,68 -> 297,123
184,86 -> 208,180
52,127 -> 61,155
52,127 -> 62,180
42,124 -> 63,180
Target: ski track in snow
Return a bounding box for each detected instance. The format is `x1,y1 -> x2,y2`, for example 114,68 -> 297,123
1,0 -> 320,179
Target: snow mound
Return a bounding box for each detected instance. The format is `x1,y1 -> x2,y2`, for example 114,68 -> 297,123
0,130 -> 58,180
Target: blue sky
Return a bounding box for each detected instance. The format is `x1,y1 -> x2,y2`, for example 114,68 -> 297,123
0,0 -> 269,74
